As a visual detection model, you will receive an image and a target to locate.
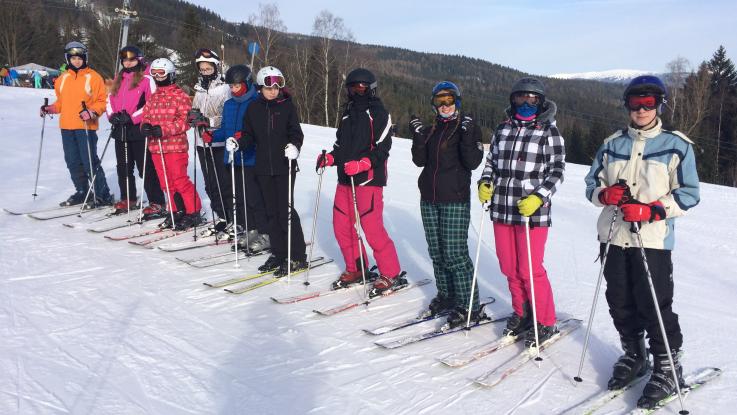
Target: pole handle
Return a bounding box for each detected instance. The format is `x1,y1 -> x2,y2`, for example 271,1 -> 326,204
44,97 -> 48,106
318,149 -> 327,174
81,101 -> 88,111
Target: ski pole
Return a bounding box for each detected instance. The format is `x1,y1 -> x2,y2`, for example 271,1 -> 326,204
240,152 -> 250,250
123,122 -> 131,219
304,149 -> 327,286
191,127 -> 199,241
157,138 -> 177,229
228,145 -> 239,268
137,136 -> 149,224
78,132 -> 113,216
287,158 -> 293,283
574,179 -> 629,382
350,176 -> 368,299
199,143 -> 218,239
465,202 -> 489,329
523,216 -> 542,362
32,97 -> 48,199
632,221 -> 687,413
80,102 -> 98,207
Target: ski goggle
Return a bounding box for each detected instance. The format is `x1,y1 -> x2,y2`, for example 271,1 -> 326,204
194,48 -> 217,59
119,50 -> 139,60
432,93 -> 456,107
150,68 -> 168,77
347,82 -> 369,95
512,92 -> 541,106
626,95 -> 659,111
65,47 -> 87,57
262,75 -> 285,88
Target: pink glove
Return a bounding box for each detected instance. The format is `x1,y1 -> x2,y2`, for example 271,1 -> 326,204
343,157 -> 371,176
79,109 -> 97,121
316,153 -> 334,172
40,105 -> 57,117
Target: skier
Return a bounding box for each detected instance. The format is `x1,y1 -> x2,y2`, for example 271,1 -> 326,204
39,41 -> 114,207
209,64 -> 269,251
409,81 -> 485,328
140,58 -> 203,230
229,66 -> 307,276
191,48 -> 231,236
33,70 -> 43,89
584,75 -> 700,409
478,77 -> 565,347
106,45 -> 166,219
316,68 -> 402,296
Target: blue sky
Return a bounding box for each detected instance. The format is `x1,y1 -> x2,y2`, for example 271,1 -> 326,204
188,0 -> 737,76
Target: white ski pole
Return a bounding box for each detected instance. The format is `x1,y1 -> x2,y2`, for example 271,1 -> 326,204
524,216 -> 542,362
229,144 -> 239,268
78,132 -> 113,217
123,123 -> 131,219
304,149 -> 327,286
157,138 -> 177,229
32,97 -> 48,199
240,153 -> 250,251
81,102 -> 97,206
465,202 -> 488,329
350,176 -> 368,298
287,159 -> 293,283
137,136 -> 149,224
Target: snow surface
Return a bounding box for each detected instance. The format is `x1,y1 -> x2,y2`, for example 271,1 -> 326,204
550,70 -> 655,84
0,85 -> 734,415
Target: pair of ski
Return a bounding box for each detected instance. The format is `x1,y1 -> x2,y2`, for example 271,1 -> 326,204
4,205 -> 109,220
104,221 -> 211,245
567,366 -> 722,415
202,256 -> 333,294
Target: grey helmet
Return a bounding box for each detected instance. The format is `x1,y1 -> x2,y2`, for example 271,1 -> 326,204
509,77 -> 546,109
64,41 -> 88,65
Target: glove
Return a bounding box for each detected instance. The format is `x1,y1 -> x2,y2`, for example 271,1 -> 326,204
621,200 -> 666,223
478,181 -> 494,204
284,143 -> 299,160
109,111 -> 132,126
598,182 -> 630,206
194,120 -> 210,130
39,105 -> 57,117
343,157 -> 371,176
79,109 -> 97,121
461,115 -> 474,132
316,152 -> 334,172
140,123 -> 162,138
226,136 -> 239,152
186,109 -> 204,124
201,130 -> 213,144
517,194 -> 543,217
409,115 -> 423,134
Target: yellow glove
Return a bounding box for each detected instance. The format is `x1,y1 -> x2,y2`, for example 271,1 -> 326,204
478,181 -> 494,204
517,194 -> 543,217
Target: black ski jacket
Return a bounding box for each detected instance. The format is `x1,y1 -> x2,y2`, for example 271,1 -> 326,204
411,114 -> 484,203
240,93 -> 304,176
330,97 -> 393,187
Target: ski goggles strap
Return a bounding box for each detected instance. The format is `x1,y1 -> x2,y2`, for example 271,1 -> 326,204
263,75 -> 285,88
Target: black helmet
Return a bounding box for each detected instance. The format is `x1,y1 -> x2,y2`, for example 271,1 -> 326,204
119,45 -> 143,61
510,77 -> 545,98
225,65 -> 252,85
345,68 -> 377,96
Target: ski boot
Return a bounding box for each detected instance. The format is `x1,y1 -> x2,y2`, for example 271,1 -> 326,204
274,258 -> 309,278
258,255 -> 282,272
175,212 -> 204,231
142,203 -> 167,220
426,294 -> 454,318
503,302 -> 533,337
637,349 -> 685,409
112,199 -> 137,215
608,333 -> 651,390
524,322 -> 559,348
201,218 -> 227,237
368,273 -> 408,298
331,269 -> 374,290
445,305 -> 488,330
158,211 -> 184,229
231,228 -> 254,252
248,233 -> 270,253
59,191 -> 86,207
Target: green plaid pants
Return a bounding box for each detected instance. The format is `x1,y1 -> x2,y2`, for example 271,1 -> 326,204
420,201 -> 479,311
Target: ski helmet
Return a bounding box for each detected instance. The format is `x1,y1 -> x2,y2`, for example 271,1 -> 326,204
119,45 -> 143,62
256,66 -> 285,88
225,64 -> 252,85
149,58 -> 176,85
623,75 -> 667,99
345,68 -> 377,97
194,48 -> 220,70
431,81 -> 462,111
64,41 -> 88,66
510,77 -> 545,99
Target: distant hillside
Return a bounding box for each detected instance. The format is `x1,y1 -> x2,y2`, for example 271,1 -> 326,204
551,69 -> 656,84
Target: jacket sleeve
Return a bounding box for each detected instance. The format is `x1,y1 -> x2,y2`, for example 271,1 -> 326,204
410,125 -> 429,167
659,140 -> 700,217
287,102 -> 304,149
459,121 -> 484,171
480,126 -> 501,183
533,125 -> 565,201
365,111 -> 392,167
88,74 -> 108,117
240,106 -> 256,149
161,92 -> 191,136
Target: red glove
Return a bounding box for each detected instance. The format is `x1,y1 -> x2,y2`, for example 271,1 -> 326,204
598,182 -> 630,205
316,153 -> 334,172
39,105 -> 57,117
344,157 -> 371,176
79,109 -> 97,121
195,120 -> 210,130
234,131 -> 242,139
621,200 -> 666,223
201,130 -> 213,144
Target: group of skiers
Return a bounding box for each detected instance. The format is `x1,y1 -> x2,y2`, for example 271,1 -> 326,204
37,40 -> 700,409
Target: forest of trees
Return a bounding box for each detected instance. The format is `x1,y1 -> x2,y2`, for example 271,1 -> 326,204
2,0 -> 736,186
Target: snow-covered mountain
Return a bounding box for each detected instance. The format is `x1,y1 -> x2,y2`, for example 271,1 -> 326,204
0,86 -> 733,414
550,69 -> 657,83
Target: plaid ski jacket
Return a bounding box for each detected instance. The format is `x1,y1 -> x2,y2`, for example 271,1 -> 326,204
480,101 -> 565,227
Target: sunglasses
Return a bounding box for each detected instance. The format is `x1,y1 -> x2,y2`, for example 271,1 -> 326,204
150,69 -> 167,77
626,95 -> 658,111
347,82 -> 369,95
262,75 -> 285,88
66,47 -> 86,56
512,92 -> 541,105
432,93 -> 456,107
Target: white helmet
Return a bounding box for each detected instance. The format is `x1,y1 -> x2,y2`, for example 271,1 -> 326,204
150,58 -> 176,82
194,48 -> 220,67
256,66 -> 285,88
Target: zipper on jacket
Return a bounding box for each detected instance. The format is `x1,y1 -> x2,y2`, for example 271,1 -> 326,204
505,124 -> 524,222
432,123 -> 449,203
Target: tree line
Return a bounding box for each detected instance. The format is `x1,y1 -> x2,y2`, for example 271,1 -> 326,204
2,0 -> 735,186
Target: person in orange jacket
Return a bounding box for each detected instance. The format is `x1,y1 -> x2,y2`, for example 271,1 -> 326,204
40,41 -> 113,207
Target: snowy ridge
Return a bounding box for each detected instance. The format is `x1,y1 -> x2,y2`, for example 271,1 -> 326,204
0,86 -> 733,414
550,69 -> 656,83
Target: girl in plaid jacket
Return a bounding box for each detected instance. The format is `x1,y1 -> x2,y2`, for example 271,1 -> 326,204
478,77 -> 565,347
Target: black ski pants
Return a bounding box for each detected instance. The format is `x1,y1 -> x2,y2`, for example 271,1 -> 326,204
222,163 -> 268,233
601,244 -> 683,354
257,172 -> 306,262
197,146 -> 228,220
114,138 -> 165,205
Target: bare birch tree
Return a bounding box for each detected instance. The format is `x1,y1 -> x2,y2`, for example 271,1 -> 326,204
312,10 -> 352,127
664,56 -> 690,126
679,63 -> 711,136
248,3 -> 286,66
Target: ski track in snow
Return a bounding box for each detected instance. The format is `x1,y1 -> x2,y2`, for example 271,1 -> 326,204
1,86 -> 735,414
